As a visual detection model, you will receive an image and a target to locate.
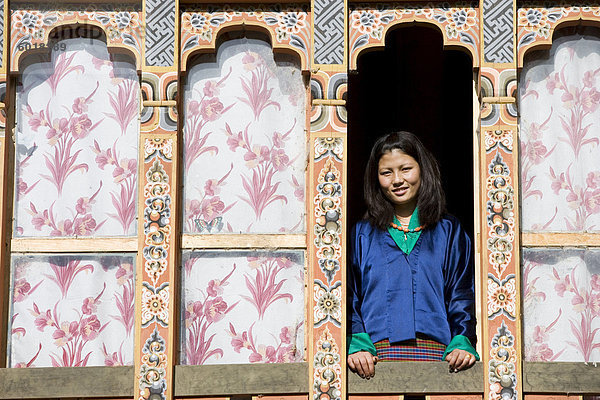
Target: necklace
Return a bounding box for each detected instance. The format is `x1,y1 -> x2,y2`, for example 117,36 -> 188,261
389,222 -> 425,239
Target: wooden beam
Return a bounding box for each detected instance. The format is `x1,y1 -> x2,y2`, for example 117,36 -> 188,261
348,362 -> 484,394
0,366 -> 133,399
143,100 -> 177,107
174,363 -> 309,396
481,96 -> 516,104
181,234 -> 306,249
312,99 -> 346,106
3,362 -> 600,398
521,232 -> 600,247
523,362 -> 600,393
10,237 -> 138,253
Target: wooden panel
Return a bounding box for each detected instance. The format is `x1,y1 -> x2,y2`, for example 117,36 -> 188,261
182,234 -> 306,249
427,396 -> 482,400
0,366 -> 133,399
525,396 -> 582,400
174,363 -> 309,396
253,396 -> 308,400
347,362 -> 484,394
522,232 -> 600,247
524,362 -> 600,393
10,237 -> 138,252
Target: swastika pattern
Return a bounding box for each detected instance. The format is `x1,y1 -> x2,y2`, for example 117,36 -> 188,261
145,0 -> 175,67
314,0 -> 344,64
483,0 -> 514,63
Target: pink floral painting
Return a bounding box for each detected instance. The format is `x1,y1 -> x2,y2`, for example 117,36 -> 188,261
9,254 -> 135,367
14,38 -> 139,237
520,32 -> 600,231
523,249 -> 600,362
181,251 -> 305,364
183,37 -> 306,234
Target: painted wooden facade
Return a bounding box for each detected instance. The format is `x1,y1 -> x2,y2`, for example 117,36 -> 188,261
0,1 -> 600,400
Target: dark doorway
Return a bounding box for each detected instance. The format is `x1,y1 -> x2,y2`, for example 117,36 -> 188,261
347,25 -> 475,235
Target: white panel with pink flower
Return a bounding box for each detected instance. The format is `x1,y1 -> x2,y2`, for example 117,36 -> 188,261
183,36 -> 306,234
181,251 -> 305,364
523,248 -> 600,362
8,254 -> 135,367
14,38 -> 139,237
520,30 -> 600,232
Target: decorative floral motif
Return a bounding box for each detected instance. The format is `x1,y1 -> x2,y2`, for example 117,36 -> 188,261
181,251 -> 304,364
9,255 -> 135,367
138,135 -> 174,400
12,10 -> 43,35
313,280 -> 342,327
520,34 -> 600,231
313,327 -> 342,400
110,11 -> 140,31
276,11 -> 307,38
517,5 -> 575,50
141,284 -> 169,327
485,129 -> 514,152
182,12 -> 213,38
351,10 -> 384,37
180,6 -> 310,68
488,274 -> 516,320
523,250 -> 600,362
144,137 -> 173,160
486,153 -> 515,277
349,3 -> 480,69
489,322 -> 517,400
138,328 -> 167,400
183,39 -> 305,233
11,7 -> 143,70
314,137 -> 344,162
14,39 -> 139,237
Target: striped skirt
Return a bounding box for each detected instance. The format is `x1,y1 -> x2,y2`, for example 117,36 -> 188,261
374,336 -> 446,361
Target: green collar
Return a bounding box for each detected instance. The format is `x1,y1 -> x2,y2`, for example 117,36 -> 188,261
387,207 -> 422,255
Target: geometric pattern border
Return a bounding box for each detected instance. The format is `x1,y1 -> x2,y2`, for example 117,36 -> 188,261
144,0 -> 176,67
314,0 -> 344,64
10,5 -> 143,71
483,0 -> 514,63
180,4 -> 310,71
349,2 -> 480,70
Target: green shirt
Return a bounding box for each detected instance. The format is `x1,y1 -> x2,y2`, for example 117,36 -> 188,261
387,207 -> 421,255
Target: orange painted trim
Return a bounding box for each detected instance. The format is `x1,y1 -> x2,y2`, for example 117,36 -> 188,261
349,4 -> 480,70
10,8 -> 143,72
180,6 -> 311,72
517,7 -> 600,67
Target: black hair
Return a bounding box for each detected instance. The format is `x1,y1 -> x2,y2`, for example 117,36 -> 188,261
363,131 -> 446,229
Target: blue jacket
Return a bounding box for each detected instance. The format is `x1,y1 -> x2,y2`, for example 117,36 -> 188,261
349,216 -> 476,346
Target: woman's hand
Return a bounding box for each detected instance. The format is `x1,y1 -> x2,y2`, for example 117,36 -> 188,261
348,351 -> 378,379
445,349 -> 476,372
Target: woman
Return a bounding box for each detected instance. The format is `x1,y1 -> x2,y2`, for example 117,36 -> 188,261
348,131 -> 478,379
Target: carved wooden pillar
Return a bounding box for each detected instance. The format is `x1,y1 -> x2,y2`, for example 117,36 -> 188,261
309,1 -> 347,399
134,0 -> 179,398
480,0 -> 521,398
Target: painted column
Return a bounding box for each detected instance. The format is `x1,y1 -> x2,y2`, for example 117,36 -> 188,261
309,1 -> 347,399
479,0 -> 521,397
134,0 -> 179,398
0,0 -> 9,367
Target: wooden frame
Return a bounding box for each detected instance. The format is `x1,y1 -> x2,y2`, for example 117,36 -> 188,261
181,234 -> 307,249
5,362 -> 600,398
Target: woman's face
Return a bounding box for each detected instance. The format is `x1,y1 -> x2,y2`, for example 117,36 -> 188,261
377,149 -> 421,214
